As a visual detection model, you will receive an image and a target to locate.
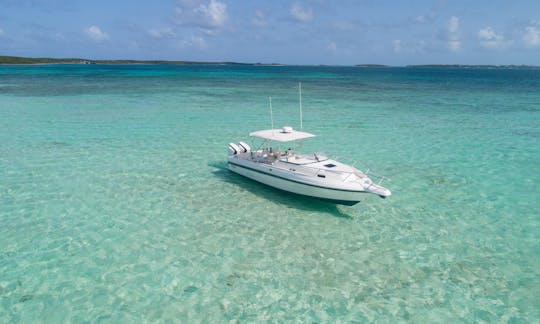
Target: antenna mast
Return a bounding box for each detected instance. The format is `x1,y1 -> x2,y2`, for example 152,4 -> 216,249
269,96 -> 274,130
299,82 -> 303,129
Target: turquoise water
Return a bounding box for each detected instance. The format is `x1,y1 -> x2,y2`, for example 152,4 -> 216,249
1,64 -> 539,322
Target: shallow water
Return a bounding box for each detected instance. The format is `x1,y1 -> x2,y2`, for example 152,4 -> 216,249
1,64 -> 539,322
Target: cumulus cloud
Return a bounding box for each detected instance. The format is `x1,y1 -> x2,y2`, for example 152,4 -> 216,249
415,12 -> 436,24
175,0 -> 228,28
448,16 -> 459,33
85,25 -> 108,42
50,32 -> 65,42
147,27 -> 176,39
327,41 -> 337,52
290,3 -> 313,23
177,35 -> 207,49
325,40 -> 353,56
198,0 -> 227,26
478,27 -> 508,49
523,23 -> 540,47
415,15 -> 428,23
190,35 -> 206,48
392,39 -> 426,54
447,16 -> 460,52
252,9 -> 267,27
392,40 -> 402,53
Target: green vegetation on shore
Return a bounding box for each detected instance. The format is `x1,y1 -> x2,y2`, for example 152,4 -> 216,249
0,56 -> 87,64
354,64 -> 389,68
0,55 -> 282,66
1,56 -> 538,68
406,64 -> 539,69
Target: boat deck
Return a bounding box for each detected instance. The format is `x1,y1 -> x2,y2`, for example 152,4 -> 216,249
235,150 -> 359,176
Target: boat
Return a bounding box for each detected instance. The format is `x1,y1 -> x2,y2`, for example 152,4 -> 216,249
226,85 -> 391,205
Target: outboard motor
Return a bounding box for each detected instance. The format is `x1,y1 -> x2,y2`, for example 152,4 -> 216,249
238,141 -> 251,153
228,143 -> 241,155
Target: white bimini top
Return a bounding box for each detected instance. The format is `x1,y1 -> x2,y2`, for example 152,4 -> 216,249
249,126 -> 315,142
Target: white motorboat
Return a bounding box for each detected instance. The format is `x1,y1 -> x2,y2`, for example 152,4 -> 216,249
227,125 -> 391,205
227,84 -> 391,205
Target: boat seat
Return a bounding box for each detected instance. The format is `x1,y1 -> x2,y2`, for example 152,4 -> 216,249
228,143 -> 241,155
238,141 -> 251,153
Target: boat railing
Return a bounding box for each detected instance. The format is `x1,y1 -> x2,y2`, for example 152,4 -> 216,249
297,163 -> 365,179
244,150 -> 390,185
248,149 -> 280,164
351,160 -> 391,184
304,157 -> 390,185
360,170 -> 390,185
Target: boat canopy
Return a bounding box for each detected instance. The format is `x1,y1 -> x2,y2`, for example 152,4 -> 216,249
249,126 -> 315,142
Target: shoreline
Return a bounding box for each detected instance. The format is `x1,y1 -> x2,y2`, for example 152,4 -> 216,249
0,56 -> 538,69
0,56 -> 285,66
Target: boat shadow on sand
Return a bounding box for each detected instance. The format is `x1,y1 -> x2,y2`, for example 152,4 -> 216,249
209,162 -> 353,219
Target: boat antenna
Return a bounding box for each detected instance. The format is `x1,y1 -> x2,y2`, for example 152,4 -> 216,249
299,82 -> 303,129
269,96 -> 274,131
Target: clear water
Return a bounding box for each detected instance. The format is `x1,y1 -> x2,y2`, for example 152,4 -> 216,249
1,64 -> 539,322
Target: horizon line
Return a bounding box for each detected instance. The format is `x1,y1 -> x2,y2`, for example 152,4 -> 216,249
1,55 -> 539,68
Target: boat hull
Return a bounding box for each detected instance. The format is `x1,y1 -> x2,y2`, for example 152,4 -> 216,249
228,161 -> 366,205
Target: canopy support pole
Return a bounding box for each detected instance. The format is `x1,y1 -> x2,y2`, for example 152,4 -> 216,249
269,96 -> 274,135
299,82 -> 303,129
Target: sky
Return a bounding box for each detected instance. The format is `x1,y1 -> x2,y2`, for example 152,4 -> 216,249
0,0 -> 539,65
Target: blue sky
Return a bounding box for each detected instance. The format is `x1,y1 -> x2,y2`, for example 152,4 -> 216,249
1,0 -> 539,65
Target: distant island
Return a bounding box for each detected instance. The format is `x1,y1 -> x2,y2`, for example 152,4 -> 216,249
406,64 -> 539,69
1,56 -> 538,69
354,64 -> 390,68
356,64 -> 538,69
0,55 -> 284,66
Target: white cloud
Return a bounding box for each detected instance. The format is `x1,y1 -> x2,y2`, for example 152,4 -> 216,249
85,25 -> 108,42
177,35 -> 207,49
327,41 -> 337,52
448,16 -> 459,33
325,40 -> 353,56
393,40 -> 402,53
175,0 -> 227,28
392,39 -> 426,54
253,10 -> 266,27
147,27 -> 176,39
523,24 -> 540,47
448,40 -> 460,52
198,0 -> 227,26
415,15 -> 427,23
414,11 -> 436,24
447,16 -> 460,52
415,13 -> 436,24
290,3 -> 313,23
50,32 -> 65,41
478,27 -> 497,40
0,28 -> 5,37
190,35 -> 206,48
478,27 -> 508,49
